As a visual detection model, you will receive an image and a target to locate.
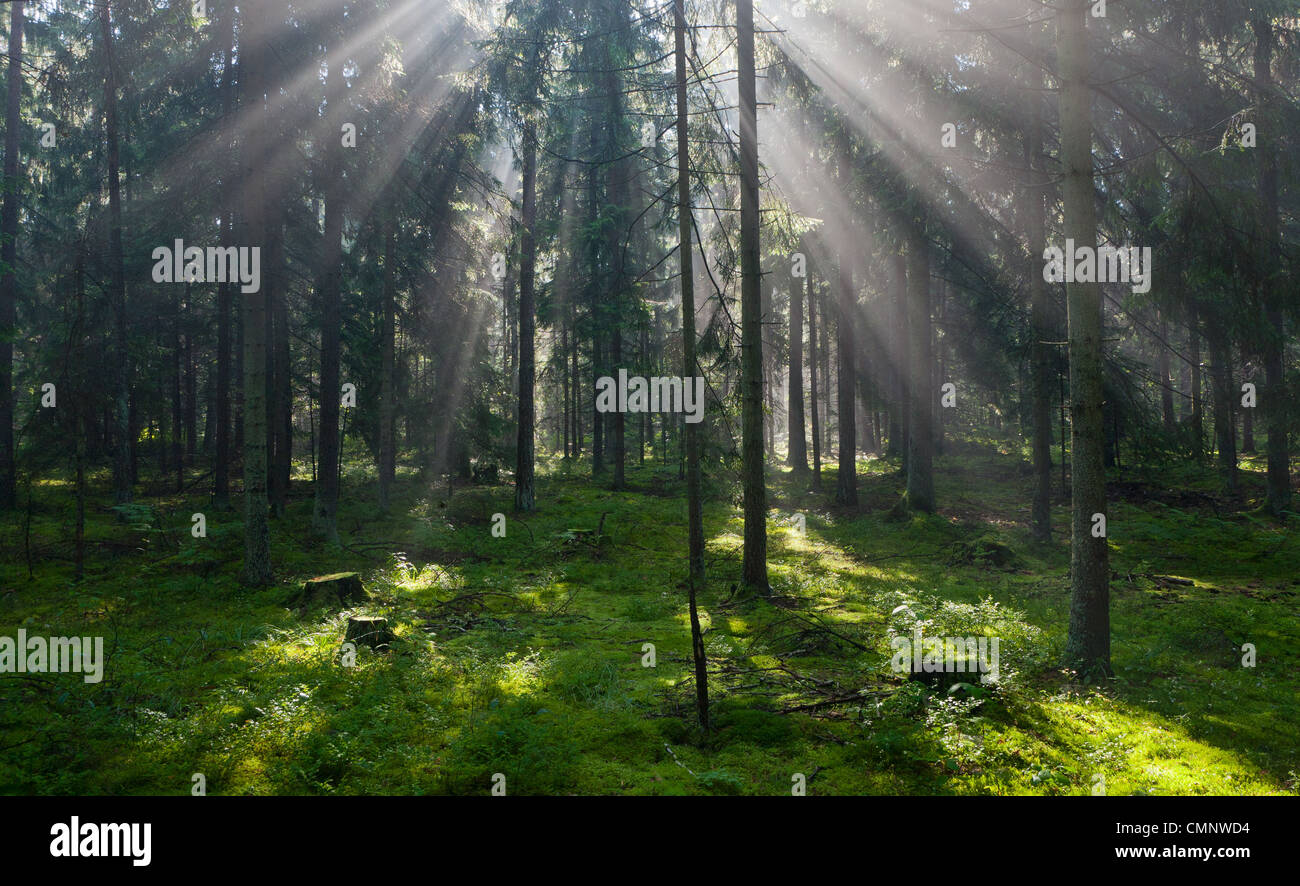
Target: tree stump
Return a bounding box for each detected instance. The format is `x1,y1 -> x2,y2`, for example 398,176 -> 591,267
289,572 -> 367,613
345,616 -> 394,650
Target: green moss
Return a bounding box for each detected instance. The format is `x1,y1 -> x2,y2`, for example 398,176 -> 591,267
1,441 -> 1294,795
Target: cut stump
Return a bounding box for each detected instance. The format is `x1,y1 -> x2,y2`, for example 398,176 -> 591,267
289,572 -> 367,613
345,616 -> 394,650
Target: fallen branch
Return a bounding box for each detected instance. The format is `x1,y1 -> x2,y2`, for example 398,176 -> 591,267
780,688 -> 896,714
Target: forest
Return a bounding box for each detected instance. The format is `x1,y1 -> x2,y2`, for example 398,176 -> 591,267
0,0 -> 1296,799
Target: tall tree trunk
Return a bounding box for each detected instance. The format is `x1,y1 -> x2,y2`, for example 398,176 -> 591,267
172,290 -> 183,492
1058,0 -> 1110,678
378,215 -> 397,512
214,1 -> 235,509
1157,312 -> 1175,435
571,296 -> 581,456
887,250 -> 907,460
72,250 -> 87,577
737,0 -> 768,594
807,265 -> 823,491
561,319 -> 571,458
904,230 -> 933,512
99,0 -> 132,504
604,106 -> 628,491
1206,328 -> 1238,494
184,304 -> 197,457
515,123 -> 538,511
676,0 -> 708,728
612,328 -> 626,490
1189,311 -> 1203,461
312,39 -> 346,543
933,280 -> 945,456
835,256 -> 857,505
764,280 -> 775,459
834,139 -> 859,507
1253,15 -> 1291,515
1025,70 -> 1052,541
787,253 -> 808,474
0,0 -> 23,510
269,224 -> 291,517
239,0 -> 273,586
821,285 -> 831,453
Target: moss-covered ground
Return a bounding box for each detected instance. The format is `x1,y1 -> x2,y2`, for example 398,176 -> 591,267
2,433 -> 1296,795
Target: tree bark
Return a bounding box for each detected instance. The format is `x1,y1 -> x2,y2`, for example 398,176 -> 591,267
515,123 -> 537,511
379,215 -> 397,512
312,34 -> 347,543
1206,328 -> 1238,494
676,0 -> 708,728
1058,0 -> 1110,678
99,0 -> 132,504
172,288 -> 183,492
0,0 -> 24,510
737,0 -> 768,594
1253,15 -> 1290,515
1157,312 -> 1175,435
787,252 -> 808,474
1025,67 -> 1052,541
239,0 -> 273,586
214,0 -> 235,509
269,224 -> 291,517
834,134 -> 858,507
1189,311 -> 1203,460
807,264 -> 822,491
904,230 -> 933,512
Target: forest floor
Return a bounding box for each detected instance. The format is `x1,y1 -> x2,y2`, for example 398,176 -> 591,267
2,431 -> 1297,795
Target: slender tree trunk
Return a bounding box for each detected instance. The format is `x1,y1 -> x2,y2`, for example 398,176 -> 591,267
72,251 -> 87,577
1189,312 -> 1203,461
213,2 -> 235,509
1253,15 -> 1291,515
835,257 -> 857,505
1025,70 -> 1052,541
571,296 -> 581,456
605,116 -> 628,491
1158,312 -> 1175,435
807,265 -> 823,491
74,405 -> 85,578
737,0 -> 768,594
172,289 -> 183,492
515,123 -> 538,511
1207,328 -> 1238,494
612,328 -> 626,490
561,320 -> 571,458
933,281 -> 945,456
887,250 -> 907,460
676,0 -> 708,728
379,215 -> 397,512
639,322 -> 648,464
266,228 -> 281,509
0,0 -> 24,510
184,304 -> 197,457
675,0 -> 705,581
764,280 -> 775,460
312,40 -> 346,543
904,230 -> 933,512
788,254 -> 808,474
1058,0 -> 1110,678
269,225 -> 291,517
239,0 -> 273,585
277,237 -> 293,508
99,0 -> 132,504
